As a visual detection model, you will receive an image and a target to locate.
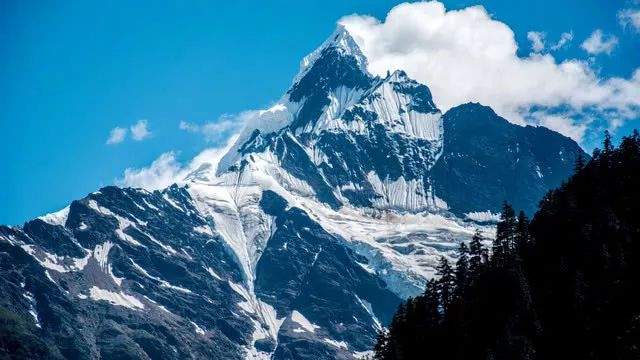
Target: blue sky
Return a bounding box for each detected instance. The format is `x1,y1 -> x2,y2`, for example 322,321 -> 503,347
1,0 -> 638,225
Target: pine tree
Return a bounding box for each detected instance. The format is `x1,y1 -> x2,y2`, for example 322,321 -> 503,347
423,279 -> 441,322
373,330 -> 391,360
603,130 -> 613,153
493,202 -> 517,267
385,302 -> 407,360
469,229 -> 485,278
620,132 -> 639,157
573,152 -> 585,173
515,210 -> 529,254
455,242 -> 469,297
436,257 -> 455,311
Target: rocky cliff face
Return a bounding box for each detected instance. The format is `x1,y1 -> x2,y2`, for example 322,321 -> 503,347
0,26 -> 586,360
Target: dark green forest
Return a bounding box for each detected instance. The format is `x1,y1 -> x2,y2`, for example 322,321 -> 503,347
375,130 -> 640,360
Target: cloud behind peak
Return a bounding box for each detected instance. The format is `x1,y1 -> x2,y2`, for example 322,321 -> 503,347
340,1 -> 639,143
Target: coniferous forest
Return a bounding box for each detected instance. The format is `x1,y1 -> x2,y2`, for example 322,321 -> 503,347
374,130 -> 640,360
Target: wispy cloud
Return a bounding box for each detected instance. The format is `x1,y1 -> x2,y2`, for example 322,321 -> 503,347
106,120 -> 152,145
131,119 -> 151,141
117,135 -> 238,190
527,31 -> 573,53
106,127 -> 127,145
618,8 -> 640,32
527,31 -> 545,53
179,114 -> 247,142
118,151 -> 182,190
179,120 -> 200,132
550,31 -> 573,51
532,112 -> 589,143
581,29 -> 619,55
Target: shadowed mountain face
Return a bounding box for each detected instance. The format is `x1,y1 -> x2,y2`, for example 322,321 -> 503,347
432,103 -> 586,216
0,26 -> 586,359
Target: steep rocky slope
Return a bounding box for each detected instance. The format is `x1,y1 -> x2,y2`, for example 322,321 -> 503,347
0,26 -> 586,359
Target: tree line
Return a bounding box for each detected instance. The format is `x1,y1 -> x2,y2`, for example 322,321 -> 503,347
374,130 -> 640,360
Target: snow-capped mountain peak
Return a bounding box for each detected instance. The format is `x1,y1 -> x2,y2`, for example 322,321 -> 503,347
0,23 -> 589,360
294,25 -> 369,85
216,26 -> 375,175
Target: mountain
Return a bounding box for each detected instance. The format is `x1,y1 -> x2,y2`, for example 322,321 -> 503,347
374,131 -> 640,360
432,103 -> 584,216
0,26 -> 586,359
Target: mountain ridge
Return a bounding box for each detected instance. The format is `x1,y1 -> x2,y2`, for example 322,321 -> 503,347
1,25 -> 587,360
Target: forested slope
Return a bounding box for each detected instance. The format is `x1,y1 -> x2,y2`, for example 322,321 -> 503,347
375,130 -> 640,360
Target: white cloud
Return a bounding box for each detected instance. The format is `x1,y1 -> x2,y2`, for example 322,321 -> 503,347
117,134 -> 238,190
550,31 -> 573,51
130,119 -> 151,141
535,113 -> 589,143
179,120 -> 199,132
618,8 -> 640,32
527,31 -> 572,53
106,127 -> 127,145
527,31 -> 545,53
200,119 -> 242,142
118,152 -> 182,190
581,29 -> 619,55
339,1 -> 639,142
179,114 -> 247,142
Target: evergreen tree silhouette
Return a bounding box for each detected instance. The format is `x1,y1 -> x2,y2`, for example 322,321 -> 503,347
436,257 -> 455,314
603,129 -> 613,153
455,242 -> 470,297
574,152 -> 585,173
515,210 -> 529,253
375,129 -> 640,360
493,202 -> 516,267
469,229 -> 485,279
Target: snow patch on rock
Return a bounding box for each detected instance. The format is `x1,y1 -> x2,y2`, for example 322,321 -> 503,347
465,211 -> 501,223
323,338 -> 348,350
89,286 -> 144,310
38,206 -> 70,227
291,310 -> 321,333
